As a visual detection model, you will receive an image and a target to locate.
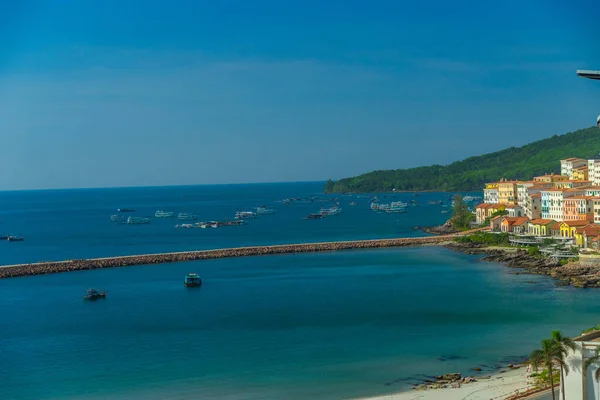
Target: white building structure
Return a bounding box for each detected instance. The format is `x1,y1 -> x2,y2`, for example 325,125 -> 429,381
562,330 -> 600,399
561,158 -> 587,179
483,188 -> 499,204
504,205 -> 525,218
585,186 -> 600,197
517,182 -> 534,209
589,160 -> 600,186
541,188 -> 584,221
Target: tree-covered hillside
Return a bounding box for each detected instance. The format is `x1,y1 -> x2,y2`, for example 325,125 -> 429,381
325,127 -> 600,193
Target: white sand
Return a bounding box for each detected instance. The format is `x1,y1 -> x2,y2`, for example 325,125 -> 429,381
352,367 -> 537,400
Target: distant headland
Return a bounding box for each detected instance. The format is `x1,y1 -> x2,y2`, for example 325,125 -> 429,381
324,126 -> 599,193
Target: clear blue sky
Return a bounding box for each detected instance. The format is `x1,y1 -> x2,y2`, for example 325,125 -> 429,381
1,0 -> 600,190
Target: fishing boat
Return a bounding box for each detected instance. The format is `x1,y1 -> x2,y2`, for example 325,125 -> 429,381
155,210 -> 175,218
0,234 -> 8,240
428,200 -> 442,205
319,206 -> 342,216
306,213 -> 325,219
184,273 -> 202,287
256,206 -> 276,215
175,223 -> 194,229
127,216 -> 150,224
7,236 -> 24,242
370,203 -> 380,210
117,208 -> 135,213
235,211 -> 257,219
110,214 -> 126,222
224,220 -> 246,226
83,288 -> 107,300
178,213 -> 197,220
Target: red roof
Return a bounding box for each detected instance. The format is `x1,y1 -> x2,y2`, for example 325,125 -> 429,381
562,220 -> 590,227
513,217 -> 530,226
531,219 -> 554,225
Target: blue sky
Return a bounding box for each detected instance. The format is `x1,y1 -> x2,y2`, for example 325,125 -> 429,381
1,0 -> 600,190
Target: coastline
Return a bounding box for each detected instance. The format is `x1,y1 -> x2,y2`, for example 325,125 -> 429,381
352,366 -> 537,400
4,230 -> 598,289
445,242 -> 600,288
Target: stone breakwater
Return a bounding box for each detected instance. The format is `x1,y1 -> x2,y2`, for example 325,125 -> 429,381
0,235 -> 464,279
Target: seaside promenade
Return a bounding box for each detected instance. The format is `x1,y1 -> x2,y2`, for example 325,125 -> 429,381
0,229 -> 488,279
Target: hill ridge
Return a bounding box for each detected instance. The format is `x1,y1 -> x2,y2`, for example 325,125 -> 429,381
325,126 -> 599,193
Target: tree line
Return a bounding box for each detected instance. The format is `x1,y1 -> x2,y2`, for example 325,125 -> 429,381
325,126 -> 600,193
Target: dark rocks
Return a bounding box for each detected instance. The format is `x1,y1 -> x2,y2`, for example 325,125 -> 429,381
423,220 -> 459,235
446,242 -> 600,289
442,373 -> 462,381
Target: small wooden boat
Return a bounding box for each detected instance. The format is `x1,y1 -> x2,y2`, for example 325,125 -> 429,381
83,288 -> 107,300
184,273 -> 202,287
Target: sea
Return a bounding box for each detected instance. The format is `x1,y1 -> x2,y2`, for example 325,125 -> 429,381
1,182 -> 600,400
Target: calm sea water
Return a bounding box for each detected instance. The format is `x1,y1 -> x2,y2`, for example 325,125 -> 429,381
1,183 -> 599,400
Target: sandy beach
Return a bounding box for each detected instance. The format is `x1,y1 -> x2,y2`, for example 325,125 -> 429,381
352,367 -> 536,400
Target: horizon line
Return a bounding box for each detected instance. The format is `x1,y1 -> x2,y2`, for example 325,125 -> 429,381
0,180 -> 329,193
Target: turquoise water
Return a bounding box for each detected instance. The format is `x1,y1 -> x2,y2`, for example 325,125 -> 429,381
1,183 -> 599,400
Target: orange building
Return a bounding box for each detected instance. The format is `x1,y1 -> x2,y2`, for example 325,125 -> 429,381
562,196 -> 595,221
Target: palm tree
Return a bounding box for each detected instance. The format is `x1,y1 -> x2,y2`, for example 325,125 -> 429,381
531,338 -> 562,400
551,330 -> 576,400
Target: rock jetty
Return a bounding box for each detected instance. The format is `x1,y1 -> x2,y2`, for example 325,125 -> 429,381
0,234 -> 468,279
446,242 -> 600,288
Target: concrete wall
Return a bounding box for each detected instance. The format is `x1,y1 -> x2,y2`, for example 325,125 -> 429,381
580,253 -> 600,267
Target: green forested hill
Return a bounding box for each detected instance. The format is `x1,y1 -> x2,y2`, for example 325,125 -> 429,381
324,127 -> 600,193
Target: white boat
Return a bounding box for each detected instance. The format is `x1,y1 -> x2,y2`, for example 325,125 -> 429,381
319,206 -> 342,216
110,214 -> 125,222
235,211 -> 257,219
175,223 -> 194,229
377,204 -> 390,211
155,210 -> 175,218
256,206 -> 276,215
370,203 -> 380,210
127,216 -> 150,224
462,196 -> 482,202
178,213 -> 197,220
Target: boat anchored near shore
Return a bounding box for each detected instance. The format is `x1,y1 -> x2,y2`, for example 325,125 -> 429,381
184,273 -> 202,287
83,288 -> 107,300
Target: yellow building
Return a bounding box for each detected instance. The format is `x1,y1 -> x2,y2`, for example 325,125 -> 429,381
559,220 -> 590,238
497,180 -> 519,205
528,219 -> 555,236
572,166 -> 589,181
533,174 -> 569,183
553,180 -> 591,189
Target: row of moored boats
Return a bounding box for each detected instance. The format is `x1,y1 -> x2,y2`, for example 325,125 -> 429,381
109,206 -> 277,226
306,205 -> 343,219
